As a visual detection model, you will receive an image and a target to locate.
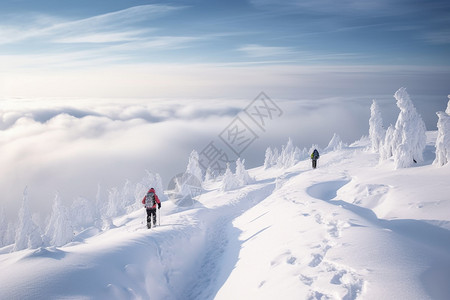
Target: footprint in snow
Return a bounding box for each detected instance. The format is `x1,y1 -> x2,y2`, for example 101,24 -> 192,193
270,250 -> 298,267
308,253 -> 324,267
299,274 -> 314,286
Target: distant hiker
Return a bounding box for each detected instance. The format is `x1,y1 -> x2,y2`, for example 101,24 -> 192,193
311,149 -> 320,169
142,188 -> 161,229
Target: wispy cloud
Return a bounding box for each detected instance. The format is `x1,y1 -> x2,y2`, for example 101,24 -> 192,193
0,4 -> 205,68
54,29 -> 152,44
0,4 -> 184,45
236,44 -> 365,63
421,30 -> 450,45
250,0 -> 412,17
237,44 -> 296,58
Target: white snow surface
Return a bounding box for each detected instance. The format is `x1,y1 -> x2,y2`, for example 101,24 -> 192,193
1,133 -> 450,300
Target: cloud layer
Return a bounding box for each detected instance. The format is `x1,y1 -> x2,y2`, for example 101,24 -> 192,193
1,93 -> 447,222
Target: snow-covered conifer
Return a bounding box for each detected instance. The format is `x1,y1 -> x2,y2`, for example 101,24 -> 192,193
13,188 -> 43,251
369,100 -> 385,152
324,133 -> 344,152
106,187 -> 121,219
120,180 -> 136,212
446,95 -> 450,114
45,194 -> 73,247
186,150 -> 203,183
264,147 -> 274,169
277,138 -> 300,168
272,148 -> 279,166
0,207 -> 7,247
434,97 -> 450,166
221,163 -> 240,191
204,166 -> 214,182
71,197 -> 98,231
390,88 -> 426,168
235,158 -> 253,185
140,171 -> 166,202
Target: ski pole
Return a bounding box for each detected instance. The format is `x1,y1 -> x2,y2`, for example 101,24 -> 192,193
158,207 -> 161,226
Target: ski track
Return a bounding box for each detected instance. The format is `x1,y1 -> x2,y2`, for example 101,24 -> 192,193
185,183 -> 276,300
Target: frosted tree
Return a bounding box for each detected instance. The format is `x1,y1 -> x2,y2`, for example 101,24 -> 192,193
379,125 -> 395,161
94,184 -> 106,229
392,88 -> 426,168
139,171 -> 166,202
264,147 -> 274,169
13,188 -> 43,251
324,133 -> 345,152
120,180 -> 136,212
71,197 -> 99,231
369,100 -> 385,152
186,150 -> 203,183
434,96 -> 450,166
45,194 -> 73,247
235,158 -> 253,186
204,166 -> 214,182
0,207 -> 15,247
277,138 -> 300,168
264,147 -> 279,169
221,163 -> 240,191
380,88 -> 426,168
108,187 -> 123,217
446,95 -> 450,114
101,187 -> 121,229
0,207 -> 7,247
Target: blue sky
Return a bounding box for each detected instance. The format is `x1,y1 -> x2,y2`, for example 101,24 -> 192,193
0,0 -> 449,99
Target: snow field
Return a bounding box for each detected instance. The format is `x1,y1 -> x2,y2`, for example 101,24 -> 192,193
1,132 -> 450,299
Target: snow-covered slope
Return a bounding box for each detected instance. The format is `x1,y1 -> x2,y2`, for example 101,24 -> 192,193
1,133 -> 449,300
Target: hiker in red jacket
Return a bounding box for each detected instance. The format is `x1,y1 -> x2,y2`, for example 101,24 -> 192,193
142,188 -> 161,228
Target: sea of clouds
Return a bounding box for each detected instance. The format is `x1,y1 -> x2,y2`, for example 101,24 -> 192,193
0,93 -> 446,222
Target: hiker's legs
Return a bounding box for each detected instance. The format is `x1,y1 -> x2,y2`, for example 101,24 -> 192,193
150,208 -> 157,225
146,209 -> 152,223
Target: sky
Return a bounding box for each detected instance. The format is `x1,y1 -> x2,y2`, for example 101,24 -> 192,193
0,0 -> 449,98
0,0 -> 449,220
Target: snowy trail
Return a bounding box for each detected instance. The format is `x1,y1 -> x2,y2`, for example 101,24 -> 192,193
185,182 -> 276,300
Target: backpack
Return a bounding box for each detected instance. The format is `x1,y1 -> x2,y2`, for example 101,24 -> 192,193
312,150 -> 319,159
145,192 -> 156,208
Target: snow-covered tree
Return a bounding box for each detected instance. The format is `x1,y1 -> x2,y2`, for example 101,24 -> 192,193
204,166 -> 214,182
120,180 -> 136,212
369,100 -> 385,152
380,88 -> 426,168
186,150 -> 203,183
446,95 -> 450,114
139,171 -> 166,202
379,125 -> 395,162
264,147 -> 279,169
13,188 -> 43,251
277,138 -> 301,168
434,97 -> 450,166
45,194 -> 73,247
71,197 -> 99,231
107,187 -> 123,218
221,163 -> 240,191
264,147 -> 274,169
235,158 -> 253,186
324,133 -> 345,152
0,207 -> 8,247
